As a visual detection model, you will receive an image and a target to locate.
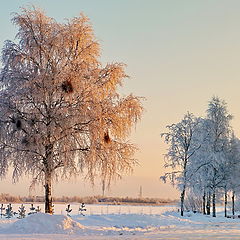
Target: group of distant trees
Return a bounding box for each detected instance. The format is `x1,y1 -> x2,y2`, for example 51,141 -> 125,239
0,193 -> 174,206
162,96 -> 240,217
0,7 -> 143,213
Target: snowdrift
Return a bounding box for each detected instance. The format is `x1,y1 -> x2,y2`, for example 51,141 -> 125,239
3,213 -> 84,234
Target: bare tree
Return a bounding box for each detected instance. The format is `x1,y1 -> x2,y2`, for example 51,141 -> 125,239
161,112 -> 201,216
0,7 -> 143,213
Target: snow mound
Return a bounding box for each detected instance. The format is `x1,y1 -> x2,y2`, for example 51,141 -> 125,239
4,213 -> 85,234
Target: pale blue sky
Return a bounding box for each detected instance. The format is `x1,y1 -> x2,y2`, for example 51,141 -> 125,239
1,1 -> 240,198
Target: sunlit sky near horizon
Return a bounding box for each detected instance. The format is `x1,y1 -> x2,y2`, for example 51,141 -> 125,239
1,0 -> 240,199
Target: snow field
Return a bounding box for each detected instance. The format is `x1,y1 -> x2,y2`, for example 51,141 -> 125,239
0,204 -> 239,239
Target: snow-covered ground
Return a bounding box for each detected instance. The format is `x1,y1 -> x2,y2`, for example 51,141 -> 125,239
0,203 -> 239,239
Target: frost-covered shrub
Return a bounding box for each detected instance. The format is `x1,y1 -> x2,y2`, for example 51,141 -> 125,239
18,204 -> 26,219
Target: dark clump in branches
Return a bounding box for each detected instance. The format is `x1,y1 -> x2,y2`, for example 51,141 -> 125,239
10,117 -> 22,130
104,132 -> 111,144
61,81 -> 73,93
16,120 -> 22,130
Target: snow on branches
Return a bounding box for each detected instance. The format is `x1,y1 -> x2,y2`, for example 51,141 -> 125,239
161,97 -> 240,217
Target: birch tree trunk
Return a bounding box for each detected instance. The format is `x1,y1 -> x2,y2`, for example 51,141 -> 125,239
45,171 -> 53,214
232,190 -> 235,217
224,188 -> 227,217
202,191 -> 206,215
206,191 -> 211,215
180,185 -> 186,216
212,188 -> 216,217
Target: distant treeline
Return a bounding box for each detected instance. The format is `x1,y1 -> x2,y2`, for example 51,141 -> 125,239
0,193 -> 175,205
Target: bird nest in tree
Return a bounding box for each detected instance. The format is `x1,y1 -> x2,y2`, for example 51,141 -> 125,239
104,132 -> 111,144
16,119 -> 22,130
61,81 -> 73,93
11,117 -> 22,130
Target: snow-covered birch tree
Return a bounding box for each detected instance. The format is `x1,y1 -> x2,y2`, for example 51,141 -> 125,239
0,7 -> 143,214
161,112 -> 201,216
205,97 -> 232,217
186,117 -> 219,216
224,135 -> 240,216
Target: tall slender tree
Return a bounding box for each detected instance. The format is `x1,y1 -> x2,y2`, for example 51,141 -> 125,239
206,97 -> 232,217
0,7 -> 143,213
161,112 -> 201,216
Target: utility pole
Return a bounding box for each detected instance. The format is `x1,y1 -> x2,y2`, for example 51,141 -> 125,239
139,186 -> 143,198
